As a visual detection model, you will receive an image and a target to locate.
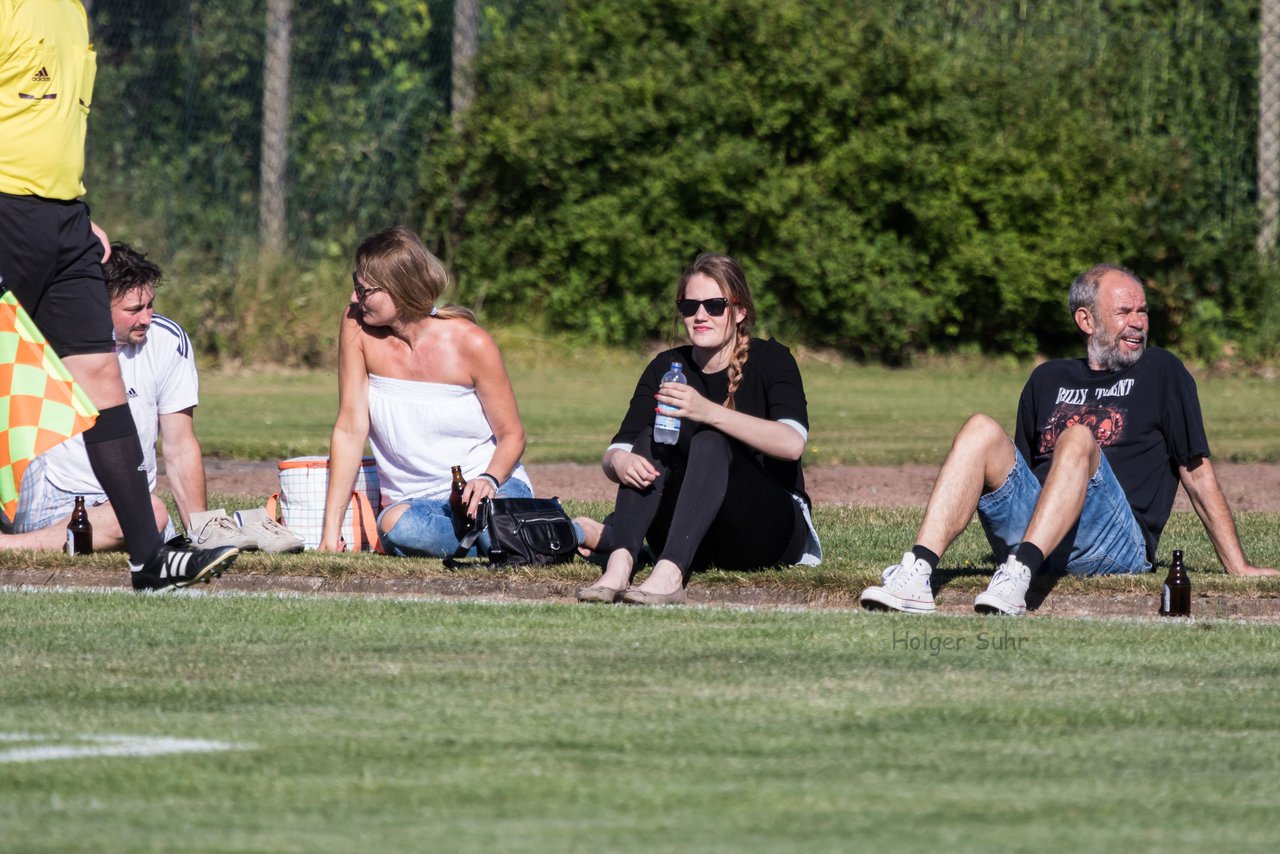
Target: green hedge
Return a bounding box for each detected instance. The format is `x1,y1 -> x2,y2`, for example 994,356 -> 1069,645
82,1 -> 1280,365
426,0 -> 1274,362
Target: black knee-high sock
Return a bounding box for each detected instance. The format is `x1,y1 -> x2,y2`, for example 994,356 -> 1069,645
83,404 -> 163,567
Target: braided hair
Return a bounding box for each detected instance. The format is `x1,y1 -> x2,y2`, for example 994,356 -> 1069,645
677,253 -> 755,411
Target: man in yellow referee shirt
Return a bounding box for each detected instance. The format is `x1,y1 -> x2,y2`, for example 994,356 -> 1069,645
0,0 -> 238,589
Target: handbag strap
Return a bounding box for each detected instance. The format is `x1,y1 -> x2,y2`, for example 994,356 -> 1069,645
445,498 -> 490,566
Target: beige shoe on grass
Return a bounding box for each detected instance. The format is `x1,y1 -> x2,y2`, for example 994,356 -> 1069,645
189,509 -> 259,552
234,508 -> 306,554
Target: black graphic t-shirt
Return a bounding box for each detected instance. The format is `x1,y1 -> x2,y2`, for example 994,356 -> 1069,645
1013,347 -> 1209,560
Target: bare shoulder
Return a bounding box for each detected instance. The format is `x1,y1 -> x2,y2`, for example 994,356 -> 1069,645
449,318 -> 500,359
341,305 -> 394,348
338,306 -> 366,348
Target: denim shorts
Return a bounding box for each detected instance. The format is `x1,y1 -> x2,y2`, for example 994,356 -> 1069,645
976,450 -> 1150,576
379,476 -> 534,558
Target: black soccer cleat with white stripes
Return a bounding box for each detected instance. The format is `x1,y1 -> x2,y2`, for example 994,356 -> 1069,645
131,536 -> 240,592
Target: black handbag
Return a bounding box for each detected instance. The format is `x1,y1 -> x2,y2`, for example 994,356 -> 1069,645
449,497 -> 577,567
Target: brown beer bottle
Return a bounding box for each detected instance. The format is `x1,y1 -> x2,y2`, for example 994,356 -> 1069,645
65,496 -> 93,556
449,465 -> 471,540
1158,549 -> 1191,617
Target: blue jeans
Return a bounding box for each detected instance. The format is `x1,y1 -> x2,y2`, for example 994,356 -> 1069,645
976,451 -> 1151,576
379,477 -> 534,558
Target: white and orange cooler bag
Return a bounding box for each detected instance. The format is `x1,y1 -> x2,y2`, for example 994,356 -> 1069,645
267,456 -> 381,551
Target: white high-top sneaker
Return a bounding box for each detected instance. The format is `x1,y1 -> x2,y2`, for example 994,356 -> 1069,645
973,555 -> 1033,616
860,551 -> 937,613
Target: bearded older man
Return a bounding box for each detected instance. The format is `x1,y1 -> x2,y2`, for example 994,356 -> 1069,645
860,264 -> 1278,617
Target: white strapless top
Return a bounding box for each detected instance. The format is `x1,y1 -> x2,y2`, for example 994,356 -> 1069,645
366,373 -> 530,503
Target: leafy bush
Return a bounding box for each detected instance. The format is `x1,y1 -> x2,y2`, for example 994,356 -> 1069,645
82,1 -> 1273,365
426,0 -> 1262,362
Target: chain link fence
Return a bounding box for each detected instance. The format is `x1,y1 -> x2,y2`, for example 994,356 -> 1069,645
75,1 -> 1280,364
85,0 -> 546,264
82,2 -> 1276,259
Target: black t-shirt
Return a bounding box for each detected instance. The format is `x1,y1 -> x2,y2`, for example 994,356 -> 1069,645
611,337 -> 811,505
1013,347 -> 1210,560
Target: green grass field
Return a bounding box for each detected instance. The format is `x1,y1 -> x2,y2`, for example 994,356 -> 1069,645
4,354 -> 1277,850
2,590 -> 1278,852
194,350 -> 1280,464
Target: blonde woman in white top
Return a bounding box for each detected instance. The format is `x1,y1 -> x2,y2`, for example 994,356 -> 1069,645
319,226 -> 531,556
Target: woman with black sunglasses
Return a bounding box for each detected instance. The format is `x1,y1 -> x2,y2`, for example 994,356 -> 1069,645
318,226 -> 533,556
575,253 -> 822,604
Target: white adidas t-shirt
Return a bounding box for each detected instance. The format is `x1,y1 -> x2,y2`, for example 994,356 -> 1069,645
44,315 -> 199,494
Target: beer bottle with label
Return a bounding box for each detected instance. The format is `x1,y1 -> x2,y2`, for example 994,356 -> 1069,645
66,496 -> 93,556
1158,549 -> 1191,617
449,465 -> 471,540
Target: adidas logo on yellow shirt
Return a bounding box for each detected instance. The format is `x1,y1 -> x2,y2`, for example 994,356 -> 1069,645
31,67 -> 51,82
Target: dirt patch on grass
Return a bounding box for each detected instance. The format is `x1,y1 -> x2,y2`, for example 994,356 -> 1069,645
97,460 -> 1279,621
3,567 -> 1276,621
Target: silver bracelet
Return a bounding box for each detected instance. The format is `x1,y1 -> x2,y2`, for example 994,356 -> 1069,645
475,473 -> 501,490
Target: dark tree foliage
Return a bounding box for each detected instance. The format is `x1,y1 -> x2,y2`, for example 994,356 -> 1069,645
88,0 -> 451,257
426,0 -> 1266,360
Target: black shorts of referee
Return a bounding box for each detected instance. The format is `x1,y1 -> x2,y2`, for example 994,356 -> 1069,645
0,191 -> 115,356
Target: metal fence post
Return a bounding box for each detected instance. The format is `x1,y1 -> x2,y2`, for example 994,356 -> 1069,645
1259,0 -> 1280,259
452,0 -> 480,132
260,0 -> 292,258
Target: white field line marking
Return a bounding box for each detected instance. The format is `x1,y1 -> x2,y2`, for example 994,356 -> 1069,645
0,733 -> 254,763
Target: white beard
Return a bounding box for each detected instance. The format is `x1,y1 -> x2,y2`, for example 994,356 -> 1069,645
1088,333 -> 1144,371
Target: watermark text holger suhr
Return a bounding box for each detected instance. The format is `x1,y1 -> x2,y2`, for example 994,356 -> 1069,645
892,628 -> 1030,655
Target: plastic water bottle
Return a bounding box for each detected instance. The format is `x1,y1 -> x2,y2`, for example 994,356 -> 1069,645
654,360 -> 686,445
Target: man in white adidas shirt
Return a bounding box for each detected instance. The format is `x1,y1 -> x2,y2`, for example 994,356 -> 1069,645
2,242 -> 226,551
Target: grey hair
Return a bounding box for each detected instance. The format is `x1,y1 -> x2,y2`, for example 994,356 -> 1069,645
1068,264 -> 1140,317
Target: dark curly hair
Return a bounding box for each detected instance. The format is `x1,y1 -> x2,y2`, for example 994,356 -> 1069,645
102,242 -> 163,301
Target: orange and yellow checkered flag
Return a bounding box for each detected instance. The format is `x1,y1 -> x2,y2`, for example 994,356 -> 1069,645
0,290 -> 99,522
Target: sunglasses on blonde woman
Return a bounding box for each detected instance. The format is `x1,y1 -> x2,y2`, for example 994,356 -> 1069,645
676,297 -> 732,318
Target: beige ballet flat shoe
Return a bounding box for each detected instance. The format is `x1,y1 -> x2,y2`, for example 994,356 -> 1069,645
619,586 -> 687,606
576,583 -> 625,604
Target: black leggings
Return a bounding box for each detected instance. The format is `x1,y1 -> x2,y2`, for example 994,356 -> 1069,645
602,427 -> 806,580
